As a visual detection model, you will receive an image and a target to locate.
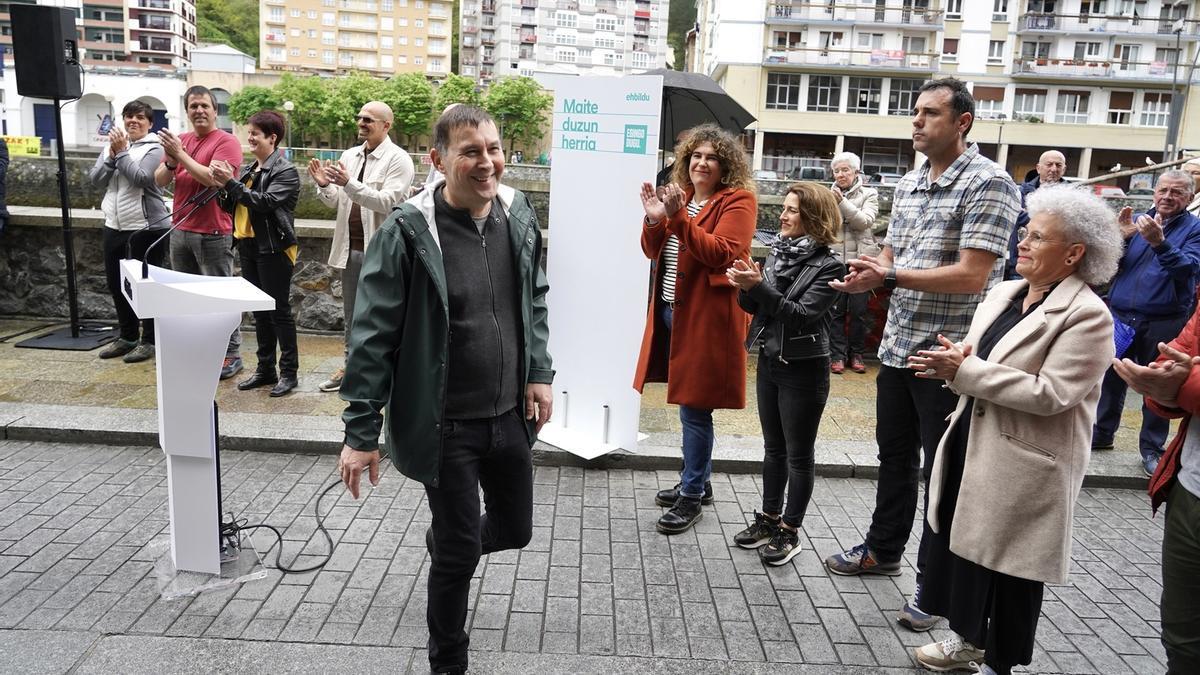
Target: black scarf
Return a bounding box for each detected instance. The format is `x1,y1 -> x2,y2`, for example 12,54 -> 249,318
769,234 -> 818,279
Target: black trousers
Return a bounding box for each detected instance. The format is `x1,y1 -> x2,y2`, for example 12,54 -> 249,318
424,407 -> 534,672
237,239 -> 298,376
757,353 -> 829,528
1163,482 -> 1200,674
865,365 -> 958,585
103,227 -> 165,343
828,291 -> 870,361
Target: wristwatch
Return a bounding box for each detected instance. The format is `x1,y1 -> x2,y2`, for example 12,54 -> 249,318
883,267 -> 898,290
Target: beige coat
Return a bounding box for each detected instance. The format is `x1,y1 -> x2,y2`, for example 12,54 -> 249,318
836,178 -> 880,259
928,276 -> 1113,585
319,137 -> 415,269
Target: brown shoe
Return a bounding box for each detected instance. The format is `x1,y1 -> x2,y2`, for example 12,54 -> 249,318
830,360 -> 845,374
850,354 -> 867,373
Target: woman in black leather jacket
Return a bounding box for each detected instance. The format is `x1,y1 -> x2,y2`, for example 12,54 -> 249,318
211,109 -> 302,397
726,182 -> 845,566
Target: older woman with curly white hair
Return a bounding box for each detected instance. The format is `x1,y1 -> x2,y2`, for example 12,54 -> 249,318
903,186 -> 1123,675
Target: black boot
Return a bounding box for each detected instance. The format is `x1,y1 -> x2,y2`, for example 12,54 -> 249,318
269,374 -> 298,397
656,495 -> 702,535
655,481 -> 714,507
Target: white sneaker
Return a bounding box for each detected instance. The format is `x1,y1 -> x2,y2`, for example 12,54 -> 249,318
913,634 -> 984,671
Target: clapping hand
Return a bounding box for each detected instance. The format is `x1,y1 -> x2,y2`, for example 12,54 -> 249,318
640,182 -> 684,224
1135,213 -> 1165,247
831,254 -> 886,293
324,161 -> 350,187
908,334 -> 972,382
726,258 -> 762,291
307,158 -> 331,187
108,128 -> 128,156
157,128 -> 183,161
1117,206 -> 1136,239
209,159 -> 235,185
1113,342 -> 1200,408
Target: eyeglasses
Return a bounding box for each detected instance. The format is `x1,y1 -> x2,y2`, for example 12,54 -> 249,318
1016,227 -> 1071,249
355,115 -> 378,124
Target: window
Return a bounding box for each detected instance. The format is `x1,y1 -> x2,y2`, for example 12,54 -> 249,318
382,0 -> 392,10
398,17 -> 408,26
415,38 -> 424,47
1013,88 -> 1047,120
415,19 -> 424,28
381,36 -> 392,48
308,29 -> 317,38
942,39 -> 959,62
290,9 -> 300,17
632,52 -> 649,69
1108,91 -> 1134,125
766,73 -> 801,111
1074,42 -> 1103,61
1115,44 -> 1140,71
1156,47 -> 1180,68
1055,90 -> 1090,124
993,0 -> 1008,20
1141,92 -> 1171,127
270,46 -> 284,61
988,41 -> 1005,64
556,11 -> 577,28
858,33 -> 883,49
595,16 -> 616,31
847,77 -> 882,114
414,56 -> 423,64
290,28 -> 300,36
945,0 -> 963,17
808,75 -> 841,113
557,48 -> 576,63
290,47 -> 300,56
559,33 -> 577,45
596,36 -> 615,49
888,78 -> 922,116
973,86 -> 1005,119
322,31 -> 335,45
773,31 -> 804,49
307,10 -> 317,19
322,12 -> 335,26
269,7 -> 284,21
1021,41 -> 1051,60
397,55 -> 407,64
322,50 -> 334,64
398,36 -> 408,45
817,31 -> 844,54
307,49 -> 317,57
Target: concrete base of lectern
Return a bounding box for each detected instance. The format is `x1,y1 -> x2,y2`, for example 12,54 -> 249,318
150,536 -> 268,600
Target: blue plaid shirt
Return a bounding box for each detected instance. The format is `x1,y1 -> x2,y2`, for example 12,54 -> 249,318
879,143 -> 1020,368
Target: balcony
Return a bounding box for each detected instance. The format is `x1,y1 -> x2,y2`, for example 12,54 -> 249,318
635,9 -> 650,19
558,0 -> 578,9
137,0 -> 172,10
137,18 -> 174,32
633,21 -> 649,34
481,0 -> 495,12
1012,56 -> 1198,82
264,32 -> 286,44
520,0 -> 537,8
1018,12 -> 1200,38
482,54 -> 495,65
768,2 -> 943,29
462,25 -> 478,33
133,38 -> 174,53
521,33 -> 536,44
764,46 -> 938,72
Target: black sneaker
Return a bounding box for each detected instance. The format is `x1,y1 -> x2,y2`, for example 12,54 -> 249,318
733,511 -> 779,549
99,338 -> 137,359
656,495 -> 702,535
655,482 -> 714,507
122,342 -> 155,363
760,526 -> 802,566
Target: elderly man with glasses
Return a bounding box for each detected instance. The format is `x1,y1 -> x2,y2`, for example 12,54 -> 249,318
309,101 -> 414,392
1092,170 -> 1200,477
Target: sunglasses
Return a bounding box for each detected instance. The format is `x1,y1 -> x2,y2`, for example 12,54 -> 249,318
355,115 -> 379,124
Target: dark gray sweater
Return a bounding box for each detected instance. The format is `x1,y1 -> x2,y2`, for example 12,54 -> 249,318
434,187 -> 522,419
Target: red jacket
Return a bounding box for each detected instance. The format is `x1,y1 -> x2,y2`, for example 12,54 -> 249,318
1145,305 -> 1200,513
633,187 -> 756,410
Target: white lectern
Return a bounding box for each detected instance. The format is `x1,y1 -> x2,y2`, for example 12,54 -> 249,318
120,259 -> 274,575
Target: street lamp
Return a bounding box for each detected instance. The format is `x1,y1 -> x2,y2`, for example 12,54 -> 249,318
1163,21 -> 1185,162
283,100 -> 295,155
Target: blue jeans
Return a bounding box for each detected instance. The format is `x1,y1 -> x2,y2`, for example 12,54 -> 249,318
170,229 -> 242,359
661,303 -> 715,500
1093,312 -> 1189,460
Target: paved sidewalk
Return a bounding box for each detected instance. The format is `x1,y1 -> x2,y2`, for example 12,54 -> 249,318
0,318 -> 1158,487
0,440 -> 1167,673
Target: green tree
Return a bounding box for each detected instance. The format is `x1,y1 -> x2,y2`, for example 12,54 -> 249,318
197,0 -> 260,59
667,0 -> 697,71
227,86 -> 280,125
274,74 -> 330,147
318,72 -> 388,141
434,73 -> 481,112
483,77 -> 553,151
385,73 -> 436,144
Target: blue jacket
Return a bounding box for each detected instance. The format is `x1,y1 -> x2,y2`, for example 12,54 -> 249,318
1005,177 -> 1041,279
1108,208 -> 1200,319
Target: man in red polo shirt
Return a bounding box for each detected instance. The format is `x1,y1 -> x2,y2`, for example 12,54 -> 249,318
155,85 -> 246,379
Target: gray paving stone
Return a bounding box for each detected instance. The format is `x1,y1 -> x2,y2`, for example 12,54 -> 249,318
0,628 -> 98,674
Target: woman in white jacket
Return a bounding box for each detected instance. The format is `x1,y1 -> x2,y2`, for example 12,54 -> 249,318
828,152 -> 880,374
88,100 -> 170,363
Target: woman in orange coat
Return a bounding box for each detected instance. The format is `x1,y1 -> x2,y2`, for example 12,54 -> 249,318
634,124 -> 758,535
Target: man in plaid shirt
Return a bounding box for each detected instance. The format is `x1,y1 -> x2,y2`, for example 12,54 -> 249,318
824,78 -> 1020,633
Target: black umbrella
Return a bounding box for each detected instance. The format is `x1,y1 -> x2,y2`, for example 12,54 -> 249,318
633,68 -> 757,154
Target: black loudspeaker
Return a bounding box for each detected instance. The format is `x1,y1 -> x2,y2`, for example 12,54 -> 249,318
11,5 -> 83,100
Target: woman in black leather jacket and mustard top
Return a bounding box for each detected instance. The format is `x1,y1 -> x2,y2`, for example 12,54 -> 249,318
726,182 -> 846,566
211,109 -> 302,397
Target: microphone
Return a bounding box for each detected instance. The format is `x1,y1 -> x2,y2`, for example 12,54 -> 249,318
140,185 -> 222,279
123,186 -> 220,261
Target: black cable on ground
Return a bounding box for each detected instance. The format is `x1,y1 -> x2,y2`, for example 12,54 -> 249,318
220,477 -> 342,575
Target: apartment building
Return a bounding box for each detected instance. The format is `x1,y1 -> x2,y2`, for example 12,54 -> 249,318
0,0 -> 196,69
260,0 -> 451,76
458,0 -> 671,84
694,0 -> 1200,186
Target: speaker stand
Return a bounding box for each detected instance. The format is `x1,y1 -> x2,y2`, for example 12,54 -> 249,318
19,97 -> 94,351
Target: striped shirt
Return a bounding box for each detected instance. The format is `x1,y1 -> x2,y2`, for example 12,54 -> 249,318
661,200 -> 705,303
878,143 -> 1019,368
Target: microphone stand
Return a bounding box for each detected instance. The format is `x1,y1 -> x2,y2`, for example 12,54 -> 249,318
124,184 -> 220,262
141,186 -> 222,279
